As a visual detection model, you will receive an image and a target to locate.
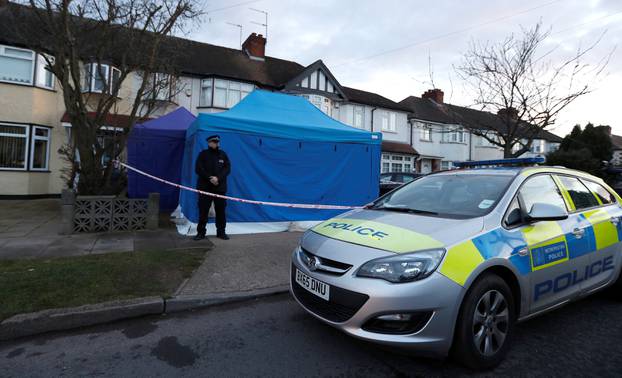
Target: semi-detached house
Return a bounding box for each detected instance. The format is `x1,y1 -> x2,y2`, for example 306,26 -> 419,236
0,1 -> 561,197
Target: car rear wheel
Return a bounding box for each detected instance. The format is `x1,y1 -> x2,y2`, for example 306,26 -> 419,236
451,273 -> 515,370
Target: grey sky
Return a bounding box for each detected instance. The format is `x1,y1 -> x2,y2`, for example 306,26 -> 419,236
189,0 -> 622,137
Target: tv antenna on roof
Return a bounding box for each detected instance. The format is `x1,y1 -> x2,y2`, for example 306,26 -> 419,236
226,22 -> 243,48
249,8 -> 268,40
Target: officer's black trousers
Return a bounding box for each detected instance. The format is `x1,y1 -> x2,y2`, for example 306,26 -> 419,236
197,193 -> 227,236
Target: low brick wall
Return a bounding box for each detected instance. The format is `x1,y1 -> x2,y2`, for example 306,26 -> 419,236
60,190 -> 159,234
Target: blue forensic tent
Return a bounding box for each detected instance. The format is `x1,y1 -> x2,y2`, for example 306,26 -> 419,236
128,107 -> 196,211
179,90 -> 382,229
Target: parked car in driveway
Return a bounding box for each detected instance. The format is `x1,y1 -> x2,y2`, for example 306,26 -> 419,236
379,172 -> 423,196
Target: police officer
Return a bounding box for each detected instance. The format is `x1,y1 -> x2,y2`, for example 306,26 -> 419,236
194,135 -> 231,240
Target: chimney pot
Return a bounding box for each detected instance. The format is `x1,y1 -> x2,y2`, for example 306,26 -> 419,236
422,89 -> 444,104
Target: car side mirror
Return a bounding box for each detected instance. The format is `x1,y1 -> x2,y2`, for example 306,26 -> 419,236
527,203 -> 568,222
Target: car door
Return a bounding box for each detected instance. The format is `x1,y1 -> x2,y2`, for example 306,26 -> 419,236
517,174 -> 586,313
575,177 -> 622,292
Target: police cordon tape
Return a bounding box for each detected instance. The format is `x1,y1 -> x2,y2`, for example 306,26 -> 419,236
114,160 -> 366,210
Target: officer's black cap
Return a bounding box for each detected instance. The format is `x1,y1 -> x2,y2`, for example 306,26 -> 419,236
206,135 -> 220,142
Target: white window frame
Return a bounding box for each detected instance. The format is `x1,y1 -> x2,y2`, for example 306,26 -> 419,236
0,123 -> 29,170
210,79 -> 254,109
0,44 -> 35,86
200,78 -> 213,107
35,54 -> 55,90
420,126 -> 432,141
381,111 -> 390,131
381,153 -> 414,173
353,105 -> 365,128
389,113 -> 397,132
29,126 -> 51,171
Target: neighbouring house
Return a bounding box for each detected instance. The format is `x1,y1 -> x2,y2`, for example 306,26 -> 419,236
399,89 -> 562,173
0,1 -> 564,197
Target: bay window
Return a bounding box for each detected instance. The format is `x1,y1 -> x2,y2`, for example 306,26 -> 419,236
204,78 -> 254,109
0,124 -> 29,170
35,54 -> 54,89
0,45 -> 35,85
30,126 -> 50,170
0,123 -> 51,171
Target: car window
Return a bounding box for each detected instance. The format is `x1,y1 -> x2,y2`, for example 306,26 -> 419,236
372,173 -> 514,218
557,176 -> 599,210
519,175 -> 566,213
582,179 -> 616,205
380,174 -> 393,183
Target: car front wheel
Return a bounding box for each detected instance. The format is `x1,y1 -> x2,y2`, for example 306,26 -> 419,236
452,273 -> 515,370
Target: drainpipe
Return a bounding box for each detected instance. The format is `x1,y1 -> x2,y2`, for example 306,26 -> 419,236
370,107 -> 378,132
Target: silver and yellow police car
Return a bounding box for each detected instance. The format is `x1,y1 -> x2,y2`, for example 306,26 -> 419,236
290,158 -> 622,369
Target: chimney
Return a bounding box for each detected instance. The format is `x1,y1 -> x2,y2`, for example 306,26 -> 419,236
422,89 -> 444,104
497,107 -> 519,120
242,33 -> 266,61
597,125 -> 612,136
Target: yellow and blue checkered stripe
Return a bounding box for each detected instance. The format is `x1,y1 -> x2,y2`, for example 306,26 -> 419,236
439,173 -> 622,287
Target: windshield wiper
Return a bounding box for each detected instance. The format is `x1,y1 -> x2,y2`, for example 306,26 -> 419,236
372,206 -> 438,215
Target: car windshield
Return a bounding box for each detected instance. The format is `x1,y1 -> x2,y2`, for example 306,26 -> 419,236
372,173 -> 514,218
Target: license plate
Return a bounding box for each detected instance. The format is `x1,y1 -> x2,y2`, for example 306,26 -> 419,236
295,269 -> 330,301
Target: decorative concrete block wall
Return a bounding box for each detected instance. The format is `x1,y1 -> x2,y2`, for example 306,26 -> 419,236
60,190 -> 159,234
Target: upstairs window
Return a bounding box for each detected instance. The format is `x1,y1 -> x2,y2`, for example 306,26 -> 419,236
35,54 -> 55,89
381,111 -> 396,132
443,127 -> 465,143
206,79 -> 253,109
83,63 -> 120,95
143,72 -> 175,102
0,45 -> 35,85
353,106 -> 364,128
420,126 -> 432,141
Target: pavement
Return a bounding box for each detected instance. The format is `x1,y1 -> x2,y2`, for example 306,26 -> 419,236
0,199 -> 209,259
0,199 -> 303,340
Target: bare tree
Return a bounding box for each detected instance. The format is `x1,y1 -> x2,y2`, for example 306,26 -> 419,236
455,22 -> 610,158
8,0 -> 201,194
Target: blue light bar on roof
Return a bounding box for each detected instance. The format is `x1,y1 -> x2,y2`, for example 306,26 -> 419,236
453,157 -> 545,168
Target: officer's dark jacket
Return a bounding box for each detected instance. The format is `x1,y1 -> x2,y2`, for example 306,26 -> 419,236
195,148 -> 231,193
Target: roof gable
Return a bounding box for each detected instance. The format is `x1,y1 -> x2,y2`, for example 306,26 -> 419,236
283,60 -> 347,99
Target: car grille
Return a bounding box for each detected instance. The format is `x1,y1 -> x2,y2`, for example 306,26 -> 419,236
291,266 -> 369,323
299,248 -> 352,276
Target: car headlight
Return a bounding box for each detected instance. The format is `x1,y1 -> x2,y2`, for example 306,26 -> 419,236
356,249 -> 446,283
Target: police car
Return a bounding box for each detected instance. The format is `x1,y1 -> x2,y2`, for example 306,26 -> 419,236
290,158 -> 622,369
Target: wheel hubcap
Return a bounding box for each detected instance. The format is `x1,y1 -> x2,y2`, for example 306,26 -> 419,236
472,290 -> 509,356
